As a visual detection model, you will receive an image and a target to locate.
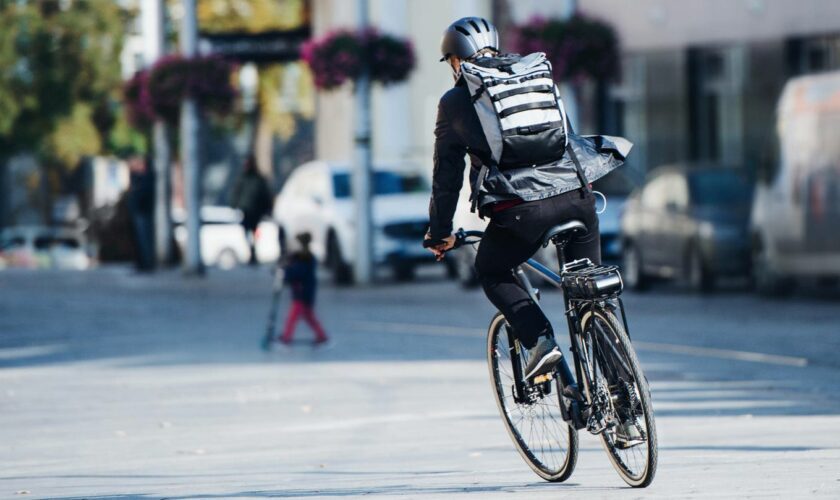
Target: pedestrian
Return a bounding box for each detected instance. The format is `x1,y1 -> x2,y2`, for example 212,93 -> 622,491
126,154 -> 155,272
230,154 -> 273,265
278,233 -> 329,346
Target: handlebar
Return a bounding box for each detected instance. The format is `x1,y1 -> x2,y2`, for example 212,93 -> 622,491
423,228 -> 484,252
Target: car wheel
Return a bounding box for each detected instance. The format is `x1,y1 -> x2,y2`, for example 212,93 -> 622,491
622,242 -> 649,291
752,237 -> 793,297
392,261 -> 416,282
686,244 -> 715,293
217,248 -> 239,270
327,232 -> 353,285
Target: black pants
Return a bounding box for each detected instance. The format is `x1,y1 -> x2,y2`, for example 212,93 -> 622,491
475,189 -> 601,349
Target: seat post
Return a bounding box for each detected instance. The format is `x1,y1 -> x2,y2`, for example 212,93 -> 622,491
555,244 -> 566,271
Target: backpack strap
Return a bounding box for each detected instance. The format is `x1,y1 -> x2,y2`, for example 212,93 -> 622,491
565,142 -> 591,194
564,120 -> 591,193
470,164 -> 490,215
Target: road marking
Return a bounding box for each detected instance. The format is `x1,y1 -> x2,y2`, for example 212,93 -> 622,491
632,341 -> 808,367
351,320 -> 809,367
0,344 -> 65,361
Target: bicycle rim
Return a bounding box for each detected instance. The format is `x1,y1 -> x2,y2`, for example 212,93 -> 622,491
581,308 -> 658,487
486,313 -> 578,482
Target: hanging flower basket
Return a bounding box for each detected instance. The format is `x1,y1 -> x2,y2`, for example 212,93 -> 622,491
301,28 -> 415,90
123,55 -> 237,126
123,70 -> 155,130
510,14 -> 620,82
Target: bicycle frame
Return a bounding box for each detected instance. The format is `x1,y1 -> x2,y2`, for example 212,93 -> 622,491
442,229 -> 629,429
510,254 -> 622,430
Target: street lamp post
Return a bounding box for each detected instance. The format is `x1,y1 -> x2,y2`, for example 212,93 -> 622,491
560,0 -> 579,126
180,0 -> 203,275
353,0 -> 374,285
141,0 -> 173,267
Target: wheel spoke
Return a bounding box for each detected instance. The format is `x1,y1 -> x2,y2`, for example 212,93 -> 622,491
583,311 -> 657,486
488,315 -> 577,481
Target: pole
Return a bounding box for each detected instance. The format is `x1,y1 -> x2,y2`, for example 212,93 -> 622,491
0,157 -> 7,229
141,0 -> 173,267
353,0 -> 374,285
180,0 -> 203,275
560,0 -> 579,127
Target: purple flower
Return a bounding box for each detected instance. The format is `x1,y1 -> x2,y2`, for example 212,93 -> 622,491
300,28 -> 415,90
509,13 -> 619,82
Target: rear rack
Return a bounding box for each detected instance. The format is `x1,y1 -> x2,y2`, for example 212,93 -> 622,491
561,259 -> 624,299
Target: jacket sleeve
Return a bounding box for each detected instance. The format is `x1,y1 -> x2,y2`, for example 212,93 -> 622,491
428,97 -> 467,240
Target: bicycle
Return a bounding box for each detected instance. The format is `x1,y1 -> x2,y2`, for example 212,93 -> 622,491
430,221 -> 658,487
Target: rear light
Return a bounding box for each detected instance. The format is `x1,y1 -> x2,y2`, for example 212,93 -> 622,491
254,227 -> 262,240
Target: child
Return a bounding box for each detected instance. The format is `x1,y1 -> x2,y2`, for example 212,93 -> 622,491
278,233 -> 329,346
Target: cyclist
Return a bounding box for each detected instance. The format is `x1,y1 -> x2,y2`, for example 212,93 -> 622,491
425,17 -> 631,381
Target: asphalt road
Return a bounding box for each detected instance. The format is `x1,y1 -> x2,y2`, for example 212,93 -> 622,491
1,266 -> 839,499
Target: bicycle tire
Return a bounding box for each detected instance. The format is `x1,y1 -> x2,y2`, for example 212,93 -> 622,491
486,312 -> 578,482
580,307 -> 658,487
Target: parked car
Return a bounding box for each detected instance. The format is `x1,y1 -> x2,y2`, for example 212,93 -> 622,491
173,206 -> 279,269
621,165 -> 753,291
0,226 -> 91,270
751,70 -> 840,295
592,169 -> 637,261
272,161 -> 433,283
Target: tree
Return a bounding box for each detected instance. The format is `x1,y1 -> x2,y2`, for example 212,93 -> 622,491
0,0 -> 127,224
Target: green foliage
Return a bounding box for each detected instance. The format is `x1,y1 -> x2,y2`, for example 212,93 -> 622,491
0,0 -> 127,167
109,107 -> 149,159
42,103 -> 102,171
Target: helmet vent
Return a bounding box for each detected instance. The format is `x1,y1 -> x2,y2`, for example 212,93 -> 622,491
481,18 -> 490,31
454,26 -> 471,37
468,20 -> 481,32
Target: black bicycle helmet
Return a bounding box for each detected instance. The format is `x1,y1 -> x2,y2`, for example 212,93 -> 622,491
439,17 -> 499,62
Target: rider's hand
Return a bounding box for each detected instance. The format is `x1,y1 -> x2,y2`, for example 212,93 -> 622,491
424,233 -> 456,261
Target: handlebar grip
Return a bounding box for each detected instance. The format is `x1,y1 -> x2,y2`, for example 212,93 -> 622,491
423,238 -> 446,248
423,229 -> 481,251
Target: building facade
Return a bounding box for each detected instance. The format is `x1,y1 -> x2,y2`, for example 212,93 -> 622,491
581,0 -> 840,178
310,0 -> 840,183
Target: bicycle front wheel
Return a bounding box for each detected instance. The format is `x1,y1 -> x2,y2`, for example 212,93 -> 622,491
581,307 -> 658,487
487,312 -> 578,482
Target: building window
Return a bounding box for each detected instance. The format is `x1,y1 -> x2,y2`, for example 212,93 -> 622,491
786,34 -> 840,76
687,47 -> 745,165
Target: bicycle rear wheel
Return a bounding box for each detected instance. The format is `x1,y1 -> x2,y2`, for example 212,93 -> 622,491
580,307 -> 658,487
487,313 -> 578,482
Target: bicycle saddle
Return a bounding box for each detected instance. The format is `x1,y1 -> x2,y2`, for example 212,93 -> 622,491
541,220 -> 588,248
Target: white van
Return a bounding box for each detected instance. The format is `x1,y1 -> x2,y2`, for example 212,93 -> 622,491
272,161 -> 433,283
751,70 -> 840,294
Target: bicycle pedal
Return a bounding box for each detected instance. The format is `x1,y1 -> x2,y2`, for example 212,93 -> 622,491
533,373 -> 553,384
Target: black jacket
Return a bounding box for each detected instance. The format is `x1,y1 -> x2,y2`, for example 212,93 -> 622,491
428,78 -> 633,240
231,170 -> 273,230
283,252 -> 317,305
